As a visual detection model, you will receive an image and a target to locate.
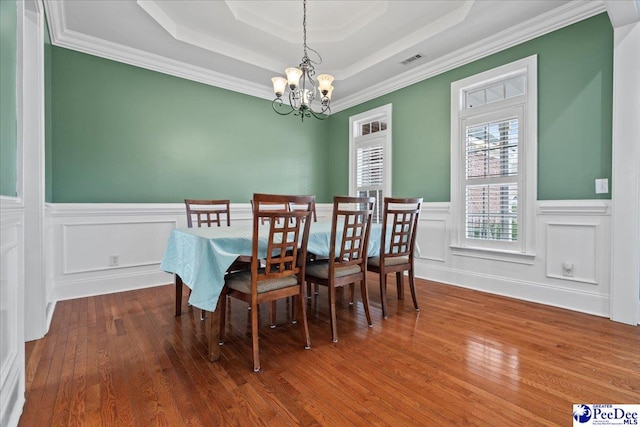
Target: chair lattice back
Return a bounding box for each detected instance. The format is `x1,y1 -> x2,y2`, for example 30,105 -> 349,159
253,194 -> 315,280
251,200 -> 289,225
382,198 -> 422,259
261,213 -> 306,280
185,199 -> 231,228
331,196 -> 376,267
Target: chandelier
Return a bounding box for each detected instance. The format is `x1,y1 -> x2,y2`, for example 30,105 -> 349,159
271,0 -> 334,121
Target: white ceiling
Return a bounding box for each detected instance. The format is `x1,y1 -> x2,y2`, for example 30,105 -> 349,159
44,0 -> 624,112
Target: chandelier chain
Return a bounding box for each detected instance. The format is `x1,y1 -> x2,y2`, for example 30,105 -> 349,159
303,0 -> 308,60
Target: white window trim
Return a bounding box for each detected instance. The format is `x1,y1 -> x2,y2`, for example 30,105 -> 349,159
450,55 -> 537,261
349,103 -> 392,200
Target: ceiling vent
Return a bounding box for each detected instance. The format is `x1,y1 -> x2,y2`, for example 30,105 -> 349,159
401,54 -> 424,66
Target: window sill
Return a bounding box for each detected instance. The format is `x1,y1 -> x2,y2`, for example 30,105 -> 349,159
450,245 -> 536,265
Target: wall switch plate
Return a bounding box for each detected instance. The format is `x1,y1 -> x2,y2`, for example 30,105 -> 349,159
595,178 -> 608,194
109,255 -> 119,266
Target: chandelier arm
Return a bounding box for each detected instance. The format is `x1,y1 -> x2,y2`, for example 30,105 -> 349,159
272,99 -> 295,116
307,107 -> 328,121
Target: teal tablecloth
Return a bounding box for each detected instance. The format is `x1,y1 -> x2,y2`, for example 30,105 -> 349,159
161,222 -> 382,312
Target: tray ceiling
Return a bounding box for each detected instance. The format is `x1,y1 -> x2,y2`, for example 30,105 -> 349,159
44,0 -> 608,111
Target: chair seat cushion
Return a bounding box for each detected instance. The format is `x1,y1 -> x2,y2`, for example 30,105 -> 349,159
305,261 -> 362,279
368,255 -> 409,267
226,270 -> 299,294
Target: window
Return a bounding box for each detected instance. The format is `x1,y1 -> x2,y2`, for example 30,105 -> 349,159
349,104 -> 392,222
451,56 -> 537,259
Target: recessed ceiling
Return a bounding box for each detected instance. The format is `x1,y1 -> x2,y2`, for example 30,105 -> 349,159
44,0 -> 609,112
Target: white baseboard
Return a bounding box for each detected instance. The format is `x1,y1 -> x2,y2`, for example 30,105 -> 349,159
52,269 -> 173,302
414,262 -> 609,318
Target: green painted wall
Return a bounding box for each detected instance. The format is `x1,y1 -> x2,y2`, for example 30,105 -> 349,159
48,13 -> 612,203
50,47 -> 330,203
327,13 -> 613,201
0,0 -> 17,197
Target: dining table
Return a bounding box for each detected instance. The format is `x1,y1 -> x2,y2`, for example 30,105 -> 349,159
160,220 -> 384,361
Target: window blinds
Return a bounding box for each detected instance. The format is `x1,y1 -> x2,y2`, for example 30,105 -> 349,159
356,143 -> 384,222
465,117 -> 519,242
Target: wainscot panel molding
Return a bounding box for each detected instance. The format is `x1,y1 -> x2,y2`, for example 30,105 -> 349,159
415,199 -> 612,318
49,203 -> 186,302
0,200 -> 25,427
46,203 -> 333,302
47,201 -> 613,318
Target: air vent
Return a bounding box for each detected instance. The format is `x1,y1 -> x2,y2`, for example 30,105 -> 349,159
401,53 -> 424,66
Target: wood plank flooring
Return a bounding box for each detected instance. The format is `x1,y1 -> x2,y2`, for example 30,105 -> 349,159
20,278 -> 640,426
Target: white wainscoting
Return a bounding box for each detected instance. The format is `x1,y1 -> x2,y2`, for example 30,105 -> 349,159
47,201 -> 613,317
49,203 -> 181,301
47,203 -> 334,302
414,199 -> 612,317
0,198 -> 25,427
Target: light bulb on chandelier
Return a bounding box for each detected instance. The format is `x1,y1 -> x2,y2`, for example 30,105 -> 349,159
271,0 -> 334,121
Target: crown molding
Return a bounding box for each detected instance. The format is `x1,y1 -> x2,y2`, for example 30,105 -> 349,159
44,0 -> 606,111
331,0 -> 606,113
43,0 -> 274,101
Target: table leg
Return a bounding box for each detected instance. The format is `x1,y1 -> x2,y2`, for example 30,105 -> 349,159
175,274 -> 183,316
208,298 -> 222,362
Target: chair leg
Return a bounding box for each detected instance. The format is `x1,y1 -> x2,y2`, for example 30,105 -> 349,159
270,301 -> 277,328
298,294 -> 311,350
396,272 -> 405,300
175,275 -> 183,316
379,271 -> 389,319
306,282 -> 312,300
348,283 -> 355,305
329,284 -> 338,342
291,295 -> 298,323
408,268 -> 419,311
360,280 -> 373,327
219,293 -> 227,344
251,302 -> 260,372
208,295 -> 224,362
207,308 -> 221,362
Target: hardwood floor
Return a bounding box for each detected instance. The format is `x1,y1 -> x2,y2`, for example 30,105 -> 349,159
21,277 -> 640,426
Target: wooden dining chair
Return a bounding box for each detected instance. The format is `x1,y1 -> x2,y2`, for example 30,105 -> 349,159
178,199 -> 248,318
219,193 -> 315,372
304,196 -> 375,342
184,199 -> 231,227
250,199 -> 294,325
251,199 -> 289,224
367,197 -> 422,319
